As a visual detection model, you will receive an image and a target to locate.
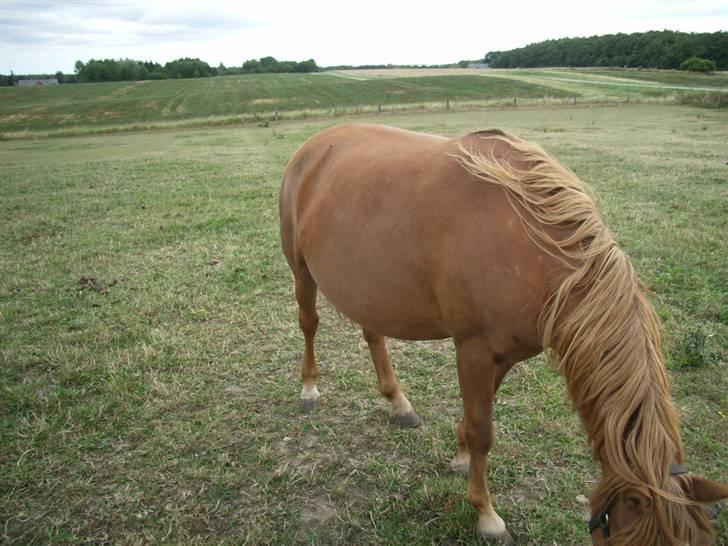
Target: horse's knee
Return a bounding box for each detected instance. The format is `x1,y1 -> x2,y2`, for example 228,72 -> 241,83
465,424 -> 493,454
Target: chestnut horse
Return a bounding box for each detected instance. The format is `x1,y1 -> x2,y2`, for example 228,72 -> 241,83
278,124 -> 727,544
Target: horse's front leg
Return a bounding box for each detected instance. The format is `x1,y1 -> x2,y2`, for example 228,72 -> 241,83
455,336 -> 513,544
451,360 -> 514,477
450,417 -> 470,476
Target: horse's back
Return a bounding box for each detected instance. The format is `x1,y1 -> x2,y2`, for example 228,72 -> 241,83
280,124 -> 550,351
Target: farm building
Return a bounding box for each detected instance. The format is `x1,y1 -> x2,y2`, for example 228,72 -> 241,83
17,78 -> 59,86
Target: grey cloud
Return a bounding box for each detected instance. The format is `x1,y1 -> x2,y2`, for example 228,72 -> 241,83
2,1 -> 257,48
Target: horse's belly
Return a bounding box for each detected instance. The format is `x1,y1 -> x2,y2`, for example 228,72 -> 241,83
304,246 -> 449,341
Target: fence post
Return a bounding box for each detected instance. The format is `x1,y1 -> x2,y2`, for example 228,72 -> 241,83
446,98 -> 450,111
573,96 -> 576,105
513,96 -> 517,106
378,104 -> 382,114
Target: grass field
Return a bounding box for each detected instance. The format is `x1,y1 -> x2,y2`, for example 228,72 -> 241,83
0,72 -> 569,134
1,103 -> 726,544
1,68 -> 727,138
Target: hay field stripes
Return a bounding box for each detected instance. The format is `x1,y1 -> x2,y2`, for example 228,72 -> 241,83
331,68 -> 728,93
486,72 -> 728,93
2,68 -> 727,138
0,72 -> 574,134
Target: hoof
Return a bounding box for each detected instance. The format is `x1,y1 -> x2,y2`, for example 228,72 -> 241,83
450,460 -> 469,478
485,531 -> 514,545
477,511 -> 511,544
390,411 -> 421,427
299,398 -> 320,413
449,452 -> 470,477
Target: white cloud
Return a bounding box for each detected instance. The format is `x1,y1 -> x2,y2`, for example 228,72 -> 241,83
1,0 -> 726,73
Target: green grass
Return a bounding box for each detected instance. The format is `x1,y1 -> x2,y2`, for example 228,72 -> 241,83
572,68 -> 728,89
2,68 -> 727,138
496,68 -> 728,90
0,73 -> 570,134
1,105 -> 726,544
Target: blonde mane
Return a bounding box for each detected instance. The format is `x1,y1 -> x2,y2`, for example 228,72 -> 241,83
456,130 -> 711,545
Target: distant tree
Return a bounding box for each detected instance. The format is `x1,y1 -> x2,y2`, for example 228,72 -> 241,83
241,57 -> 319,74
294,59 -> 319,72
164,58 -> 214,79
242,59 -> 261,73
258,56 -> 280,72
0,71 -> 15,86
680,56 -> 716,72
483,51 -> 503,66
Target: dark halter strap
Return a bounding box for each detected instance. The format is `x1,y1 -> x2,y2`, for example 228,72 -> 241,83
587,464 -> 689,540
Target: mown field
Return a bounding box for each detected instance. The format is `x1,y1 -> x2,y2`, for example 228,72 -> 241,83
1,68 -> 727,137
0,73 -> 568,134
1,103 -> 726,545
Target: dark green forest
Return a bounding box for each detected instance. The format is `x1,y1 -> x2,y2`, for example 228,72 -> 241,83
0,57 -> 321,85
485,31 -> 727,70
73,56 -> 320,82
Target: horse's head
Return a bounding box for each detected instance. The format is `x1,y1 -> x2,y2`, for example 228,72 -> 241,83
589,471 -> 728,545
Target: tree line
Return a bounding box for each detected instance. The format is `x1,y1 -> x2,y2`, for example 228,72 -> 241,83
484,31 -> 727,70
74,56 -> 320,82
0,57 -> 321,85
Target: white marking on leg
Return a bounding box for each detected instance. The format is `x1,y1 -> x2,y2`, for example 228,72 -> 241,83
450,451 -> 470,475
476,503 -> 507,538
300,382 -> 320,400
391,392 -> 413,416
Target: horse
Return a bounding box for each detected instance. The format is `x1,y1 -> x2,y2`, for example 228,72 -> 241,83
278,123 -> 728,544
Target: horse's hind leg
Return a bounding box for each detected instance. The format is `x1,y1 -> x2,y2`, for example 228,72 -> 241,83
362,329 -> 420,427
295,266 -> 320,412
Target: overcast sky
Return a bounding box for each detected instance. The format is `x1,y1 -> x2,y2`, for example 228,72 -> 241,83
1,0 -> 726,74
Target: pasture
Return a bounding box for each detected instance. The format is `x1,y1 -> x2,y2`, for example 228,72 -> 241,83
1,68 -> 727,138
1,103 -> 727,544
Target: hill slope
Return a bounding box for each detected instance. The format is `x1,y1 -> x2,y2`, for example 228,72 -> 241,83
1,68 -> 726,137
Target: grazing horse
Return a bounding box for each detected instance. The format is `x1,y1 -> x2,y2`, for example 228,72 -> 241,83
278,124 -> 727,544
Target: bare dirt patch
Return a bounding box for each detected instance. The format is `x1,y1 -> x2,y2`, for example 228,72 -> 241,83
300,497 -> 338,525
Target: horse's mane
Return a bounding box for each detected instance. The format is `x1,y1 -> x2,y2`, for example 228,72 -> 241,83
456,130 -> 711,545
